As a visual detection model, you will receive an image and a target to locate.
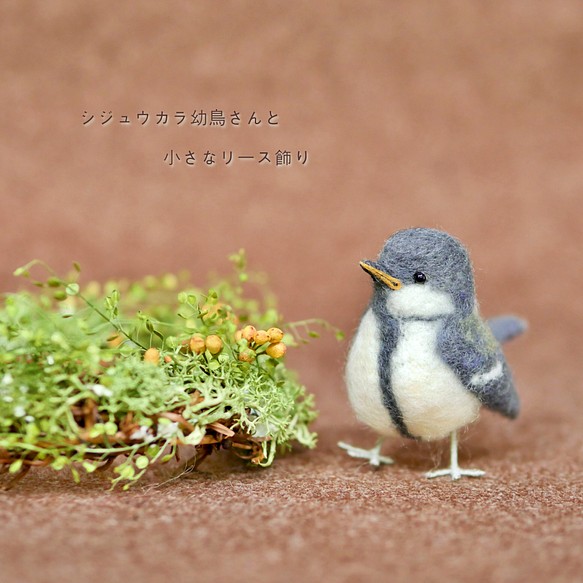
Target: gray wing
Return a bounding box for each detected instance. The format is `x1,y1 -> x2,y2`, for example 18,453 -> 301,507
438,314 -> 520,419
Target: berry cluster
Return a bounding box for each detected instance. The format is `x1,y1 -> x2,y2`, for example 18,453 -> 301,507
235,325 -> 287,362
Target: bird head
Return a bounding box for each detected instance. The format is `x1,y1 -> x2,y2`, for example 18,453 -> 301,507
361,228 -> 476,319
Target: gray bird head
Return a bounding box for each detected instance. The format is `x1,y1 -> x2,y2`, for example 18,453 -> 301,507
361,228 -> 476,318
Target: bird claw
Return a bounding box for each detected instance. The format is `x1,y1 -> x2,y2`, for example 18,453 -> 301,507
425,467 -> 485,481
425,431 -> 485,481
338,441 -> 393,467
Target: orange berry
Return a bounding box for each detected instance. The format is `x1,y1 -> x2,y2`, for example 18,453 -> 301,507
164,355 -> 173,364
242,325 -> 257,342
189,335 -> 206,354
254,330 -> 269,346
234,329 -> 243,342
267,327 -> 284,343
205,335 -> 223,355
266,342 -> 286,359
143,348 -> 160,365
238,348 -> 255,363
107,334 -> 123,348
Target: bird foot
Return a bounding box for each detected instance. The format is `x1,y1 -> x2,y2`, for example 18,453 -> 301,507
338,441 -> 393,467
425,466 -> 485,481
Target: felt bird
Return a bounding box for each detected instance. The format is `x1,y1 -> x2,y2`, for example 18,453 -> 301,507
339,228 -> 525,480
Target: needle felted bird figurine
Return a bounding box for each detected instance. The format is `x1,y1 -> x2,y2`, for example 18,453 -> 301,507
339,228 -> 526,480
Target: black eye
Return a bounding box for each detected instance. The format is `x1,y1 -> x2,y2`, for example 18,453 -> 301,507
413,271 -> 427,284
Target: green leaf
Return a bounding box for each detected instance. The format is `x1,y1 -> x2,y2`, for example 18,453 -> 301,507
13,267 -> 29,277
114,464 -> 135,479
9,459 -> 23,474
82,461 -> 97,473
207,359 -> 221,371
71,467 -> 81,483
104,422 -> 118,436
65,283 -> 80,296
135,456 -> 149,469
145,320 -> 164,341
51,457 -> 69,471
87,426 -> 104,439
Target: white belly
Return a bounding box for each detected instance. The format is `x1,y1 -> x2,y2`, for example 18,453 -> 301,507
345,311 -> 482,441
345,309 -> 399,437
391,319 -> 481,440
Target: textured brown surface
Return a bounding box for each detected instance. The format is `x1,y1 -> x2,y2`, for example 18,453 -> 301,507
1,2 -> 582,582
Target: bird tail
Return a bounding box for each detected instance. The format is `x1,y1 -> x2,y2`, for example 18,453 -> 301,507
487,315 -> 527,344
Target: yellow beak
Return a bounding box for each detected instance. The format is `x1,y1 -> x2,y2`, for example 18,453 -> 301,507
359,261 -> 402,290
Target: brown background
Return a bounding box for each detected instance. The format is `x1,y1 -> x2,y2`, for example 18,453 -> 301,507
0,2 -> 582,582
